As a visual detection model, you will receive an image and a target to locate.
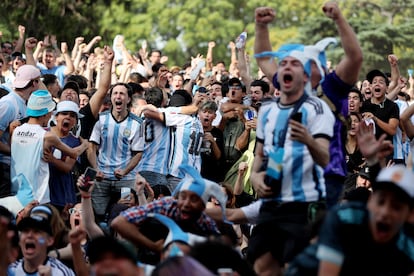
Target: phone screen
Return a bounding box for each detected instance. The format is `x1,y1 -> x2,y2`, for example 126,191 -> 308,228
121,187 -> 131,200
84,167 -> 97,182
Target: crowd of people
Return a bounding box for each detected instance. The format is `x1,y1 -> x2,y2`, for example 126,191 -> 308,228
0,1 -> 414,276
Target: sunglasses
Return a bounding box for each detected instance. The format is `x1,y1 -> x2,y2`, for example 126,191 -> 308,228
69,208 -> 82,215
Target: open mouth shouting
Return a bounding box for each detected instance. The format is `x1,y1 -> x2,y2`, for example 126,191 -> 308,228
372,221 -> 393,243
373,87 -> 382,96
281,73 -> 293,89
62,118 -> 72,129
23,240 -> 37,255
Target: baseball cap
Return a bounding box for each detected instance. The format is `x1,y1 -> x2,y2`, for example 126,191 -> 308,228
11,52 -> 26,60
13,65 -> 41,89
366,69 -> 389,86
228,77 -> 242,87
358,166 -> 370,180
59,81 -> 80,98
87,236 -> 138,264
374,165 -> 414,205
18,205 -> 53,236
54,100 -> 84,118
26,90 -> 56,117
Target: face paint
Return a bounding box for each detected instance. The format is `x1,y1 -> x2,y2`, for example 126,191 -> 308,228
38,237 -> 46,245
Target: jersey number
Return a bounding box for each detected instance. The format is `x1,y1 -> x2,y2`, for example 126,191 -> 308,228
144,121 -> 154,142
189,131 -> 202,155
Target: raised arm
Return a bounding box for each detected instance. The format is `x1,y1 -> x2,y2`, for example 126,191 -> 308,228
254,7 -> 277,81
81,36 -> 102,54
228,41 -> 238,76
62,42 -> 75,76
401,103 -> 414,139
387,54 -> 400,93
69,227 -> 90,276
238,47 -> 252,91
88,46 -> 114,118
33,40 -> 44,62
324,1 -> 362,84
77,175 -> 105,239
14,25 -> 25,53
24,37 -> 38,66
206,41 -> 215,71
71,37 -> 84,61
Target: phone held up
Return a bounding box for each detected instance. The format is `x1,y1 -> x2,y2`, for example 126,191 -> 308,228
79,167 -> 97,192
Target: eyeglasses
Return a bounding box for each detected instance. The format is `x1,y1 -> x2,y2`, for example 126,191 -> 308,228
2,45 -> 12,50
59,111 -> 77,118
69,208 -> 82,215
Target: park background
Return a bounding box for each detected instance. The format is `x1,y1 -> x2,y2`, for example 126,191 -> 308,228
1,0 -> 413,78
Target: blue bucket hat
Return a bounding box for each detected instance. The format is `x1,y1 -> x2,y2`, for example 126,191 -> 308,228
26,90 -> 56,117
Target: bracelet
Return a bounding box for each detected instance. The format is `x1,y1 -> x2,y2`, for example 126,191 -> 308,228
81,195 -> 91,199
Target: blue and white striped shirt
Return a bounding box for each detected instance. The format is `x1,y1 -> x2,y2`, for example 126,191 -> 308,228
90,111 -> 144,180
256,96 -> 334,202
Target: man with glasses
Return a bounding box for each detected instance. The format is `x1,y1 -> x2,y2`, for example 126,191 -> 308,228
0,65 -> 41,198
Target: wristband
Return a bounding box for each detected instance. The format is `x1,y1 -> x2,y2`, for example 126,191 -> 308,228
81,195 -> 91,199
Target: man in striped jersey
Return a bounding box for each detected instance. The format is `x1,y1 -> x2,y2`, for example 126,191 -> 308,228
140,90 -> 205,193
248,7 -> 335,275
87,83 -> 144,219
136,87 -> 170,188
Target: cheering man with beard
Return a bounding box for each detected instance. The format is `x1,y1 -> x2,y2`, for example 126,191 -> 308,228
87,83 -> 144,221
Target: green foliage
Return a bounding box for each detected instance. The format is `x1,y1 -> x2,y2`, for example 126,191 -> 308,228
1,0 -> 414,80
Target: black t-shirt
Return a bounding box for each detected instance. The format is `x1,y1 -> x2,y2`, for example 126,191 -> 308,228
79,103 -> 96,139
345,147 -> 364,174
78,103 -> 97,172
201,127 -> 225,182
361,99 -> 399,142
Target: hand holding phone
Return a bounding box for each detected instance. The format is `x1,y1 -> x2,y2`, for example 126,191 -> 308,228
79,167 -> 97,192
121,187 -> 131,200
291,112 -> 302,123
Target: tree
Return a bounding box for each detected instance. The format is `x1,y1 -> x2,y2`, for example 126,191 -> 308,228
299,0 -> 414,79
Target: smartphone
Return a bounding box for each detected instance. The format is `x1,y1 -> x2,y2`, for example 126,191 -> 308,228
121,187 -> 131,200
244,109 -> 255,121
79,167 -> 97,192
291,112 -> 302,123
197,86 -> 208,94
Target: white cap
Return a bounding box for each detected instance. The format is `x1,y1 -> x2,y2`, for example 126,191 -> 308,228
54,100 -> 84,118
375,165 -> 414,199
